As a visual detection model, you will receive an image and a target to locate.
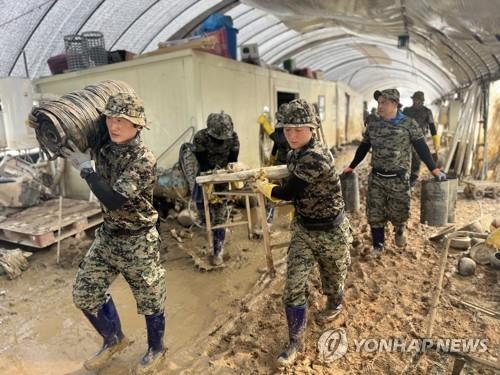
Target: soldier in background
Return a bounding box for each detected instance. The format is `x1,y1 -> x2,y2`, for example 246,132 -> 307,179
403,91 -> 440,186
192,112 -> 239,265
344,89 -> 445,256
269,103 -> 291,166
62,93 -> 166,374
254,99 -> 352,367
364,107 -> 379,127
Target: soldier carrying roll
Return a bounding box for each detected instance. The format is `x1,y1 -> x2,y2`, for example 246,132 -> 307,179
61,92 -> 167,374
254,99 -> 353,367
344,89 -> 446,256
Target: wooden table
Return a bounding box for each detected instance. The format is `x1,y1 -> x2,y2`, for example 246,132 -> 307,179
195,165 -> 289,277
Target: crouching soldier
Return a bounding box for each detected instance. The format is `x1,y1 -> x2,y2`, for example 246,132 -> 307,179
192,111 -> 239,265
254,99 -> 352,367
62,92 -> 167,374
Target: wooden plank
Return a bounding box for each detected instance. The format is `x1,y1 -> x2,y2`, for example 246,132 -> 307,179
196,165 -> 288,184
0,199 -> 101,235
0,215 -> 102,248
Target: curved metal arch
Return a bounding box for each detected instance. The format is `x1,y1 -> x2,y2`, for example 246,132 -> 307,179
295,42 -> 454,89
73,0 -> 107,35
8,0 -> 58,75
332,65 -> 446,96
463,40 -> 493,79
139,0 -> 238,54
284,36 -> 457,89
228,6 -> 255,22
238,21 -> 284,46
109,0 -> 162,50
232,8 -> 265,30
334,59 -> 448,95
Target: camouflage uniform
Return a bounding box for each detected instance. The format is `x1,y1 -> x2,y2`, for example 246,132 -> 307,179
73,97 -> 166,316
193,112 -> 239,256
403,100 -> 436,181
282,124 -> 352,307
271,103 -> 291,165
363,107 -> 425,228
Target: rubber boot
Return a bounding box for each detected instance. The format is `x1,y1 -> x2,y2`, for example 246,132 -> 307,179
135,312 -> 166,375
212,228 -> 225,266
82,296 -> 130,371
318,291 -> 343,322
370,226 -> 385,257
395,225 -> 407,247
277,305 -> 307,367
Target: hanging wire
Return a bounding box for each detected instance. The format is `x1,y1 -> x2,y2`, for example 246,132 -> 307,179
28,80 -> 136,159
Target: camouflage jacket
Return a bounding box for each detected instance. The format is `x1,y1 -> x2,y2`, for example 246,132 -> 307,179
362,114 -> 424,173
287,137 -> 344,220
193,128 -> 239,170
95,135 -> 158,231
403,105 -> 434,134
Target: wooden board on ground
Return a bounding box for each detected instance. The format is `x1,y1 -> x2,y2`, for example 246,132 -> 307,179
0,199 -> 103,248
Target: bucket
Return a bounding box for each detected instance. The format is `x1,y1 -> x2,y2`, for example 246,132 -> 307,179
421,179 -> 453,226
340,172 -> 360,212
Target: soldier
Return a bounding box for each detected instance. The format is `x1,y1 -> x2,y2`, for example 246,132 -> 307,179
61,93 -> 166,374
344,89 -> 446,255
403,91 -> 440,186
254,99 -> 352,367
364,107 -> 379,127
192,111 -> 239,265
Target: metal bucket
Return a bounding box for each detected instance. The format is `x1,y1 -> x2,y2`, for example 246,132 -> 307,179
340,172 -> 360,212
421,179 -> 455,227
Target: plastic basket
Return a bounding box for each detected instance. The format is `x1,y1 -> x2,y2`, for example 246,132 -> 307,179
82,31 -> 107,67
64,34 -> 89,71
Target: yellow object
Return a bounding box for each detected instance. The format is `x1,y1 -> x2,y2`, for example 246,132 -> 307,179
486,228 -> 500,249
258,114 -> 274,136
254,180 -> 281,202
432,134 -> 441,152
230,181 -> 244,190
288,208 -> 296,222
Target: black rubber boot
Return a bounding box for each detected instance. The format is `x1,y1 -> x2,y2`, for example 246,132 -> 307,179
277,305 -> 307,367
212,228 -> 226,265
395,225 -> 407,247
370,226 -> 385,257
135,312 -> 166,374
319,291 -> 343,322
82,296 -> 130,371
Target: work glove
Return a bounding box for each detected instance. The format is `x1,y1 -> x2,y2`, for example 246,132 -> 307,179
432,134 -> 441,153
431,168 -> 446,181
60,140 -> 93,171
254,180 -> 281,203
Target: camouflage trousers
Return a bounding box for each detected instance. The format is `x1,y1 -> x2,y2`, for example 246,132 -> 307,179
73,225 -> 166,315
411,147 -> 421,180
283,218 -> 353,307
366,173 -> 411,228
193,184 -> 227,225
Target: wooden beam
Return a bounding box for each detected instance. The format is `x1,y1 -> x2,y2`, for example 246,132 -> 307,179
196,165 -> 288,184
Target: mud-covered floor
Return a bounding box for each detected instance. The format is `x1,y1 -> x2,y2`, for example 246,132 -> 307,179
0,146 -> 499,375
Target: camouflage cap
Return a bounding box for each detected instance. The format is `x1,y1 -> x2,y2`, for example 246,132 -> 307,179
374,89 -> 400,103
274,103 -> 290,128
207,111 -> 233,140
282,99 -> 318,128
103,93 -> 148,128
411,91 -> 425,101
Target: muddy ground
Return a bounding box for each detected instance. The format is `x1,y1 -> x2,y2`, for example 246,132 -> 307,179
0,146 -> 498,375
